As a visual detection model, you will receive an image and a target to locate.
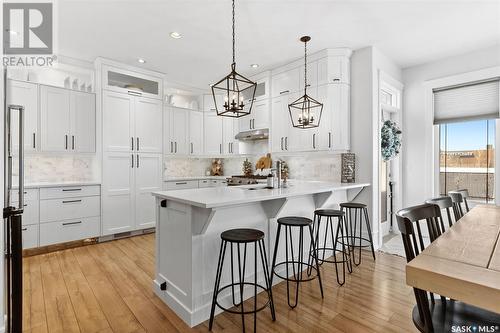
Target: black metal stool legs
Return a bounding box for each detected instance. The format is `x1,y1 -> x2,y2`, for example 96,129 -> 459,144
364,207 -> 376,261
209,229 -> 275,333
342,205 -> 376,266
270,218 -> 323,310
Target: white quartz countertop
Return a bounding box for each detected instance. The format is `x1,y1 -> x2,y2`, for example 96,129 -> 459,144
164,176 -> 228,181
152,180 -> 370,209
13,181 -> 101,189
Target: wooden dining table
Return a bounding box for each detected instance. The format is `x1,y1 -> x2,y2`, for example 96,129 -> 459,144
406,204 -> 500,314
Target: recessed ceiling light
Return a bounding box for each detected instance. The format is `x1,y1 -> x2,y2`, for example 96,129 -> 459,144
170,32 -> 182,39
137,58 -> 146,64
250,64 -> 259,68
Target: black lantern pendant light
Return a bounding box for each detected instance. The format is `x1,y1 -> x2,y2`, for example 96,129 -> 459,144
211,0 -> 257,118
288,36 -> 323,129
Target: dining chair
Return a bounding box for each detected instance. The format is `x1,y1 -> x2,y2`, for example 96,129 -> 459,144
455,189 -> 470,212
425,196 -> 455,228
396,203 -> 500,332
448,191 -> 465,221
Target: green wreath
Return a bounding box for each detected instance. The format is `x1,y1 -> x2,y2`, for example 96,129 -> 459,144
381,120 -> 402,161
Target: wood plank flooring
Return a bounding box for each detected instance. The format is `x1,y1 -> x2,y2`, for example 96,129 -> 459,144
23,234 -> 418,333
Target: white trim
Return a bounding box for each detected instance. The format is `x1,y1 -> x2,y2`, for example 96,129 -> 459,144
425,66 -> 500,205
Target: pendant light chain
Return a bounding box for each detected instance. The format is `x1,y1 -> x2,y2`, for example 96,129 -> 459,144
232,0 -> 236,66
304,38 -> 307,94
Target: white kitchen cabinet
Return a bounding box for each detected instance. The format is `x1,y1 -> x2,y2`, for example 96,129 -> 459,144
22,224 -> 38,249
317,56 -> 350,85
299,61 -> 319,91
102,152 -> 135,235
40,217 -> 100,247
204,112 -> 223,155
7,80 -> 39,152
40,85 -> 71,152
39,196 -> 100,223
271,67 -> 301,98
223,117 -> 238,154
103,91 -> 133,152
134,153 -> 162,230
102,65 -> 163,100
329,83 -> 350,151
167,107 -> 189,155
40,85 -> 96,153
135,97 -> 163,153
164,180 -> 199,190
271,95 -> 289,152
239,99 -> 270,131
189,111 -> 204,155
203,94 -> 224,112
103,90 -> 162,153
70,91 -> 96,152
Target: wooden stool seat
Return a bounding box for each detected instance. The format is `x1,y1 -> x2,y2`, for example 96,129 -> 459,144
277,216 -> 312,227
221,228 -> 265,243
314,209 -> 344,217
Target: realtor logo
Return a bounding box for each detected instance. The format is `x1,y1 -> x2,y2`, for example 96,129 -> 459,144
3,3 -> 53,54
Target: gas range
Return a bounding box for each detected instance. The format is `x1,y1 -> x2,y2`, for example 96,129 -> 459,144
226,175 -> 267,186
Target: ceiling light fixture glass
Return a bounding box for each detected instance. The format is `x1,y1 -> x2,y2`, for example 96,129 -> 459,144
210,0 -> 256,118
170,32 -> 182,39
288,36 -> 323,129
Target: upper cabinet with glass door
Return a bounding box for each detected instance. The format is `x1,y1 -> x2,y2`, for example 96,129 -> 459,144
102,65 -> 163,100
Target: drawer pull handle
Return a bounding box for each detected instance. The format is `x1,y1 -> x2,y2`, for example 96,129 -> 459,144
22,228 -> 27,231
279,90 -> 290,95
62,221 -> 82,226
175,182 -> 188,185
62,199 -> 82,204
62,188 -> 82,192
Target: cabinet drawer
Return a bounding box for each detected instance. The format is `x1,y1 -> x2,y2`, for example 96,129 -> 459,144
39,217 -> 100,246
164,180 -> 199,190
40,185 -> 100,200
10,188 -> 39,202
40,196 -> 100,223
22,224 -> 38,249
20,200 -> 39,226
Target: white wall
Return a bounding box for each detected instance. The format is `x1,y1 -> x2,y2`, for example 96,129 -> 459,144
402,45 -> 500,206
0,3 -> 5,330
350,46 -> 402,248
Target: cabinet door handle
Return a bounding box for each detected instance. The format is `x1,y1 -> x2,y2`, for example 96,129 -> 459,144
280,137 -> 284,151
175,182 -> 187,185
65,135 -> 68,150
313,133 -> 316,149
62,199 -> 82,204
127,90 -> 142,96
328,132 -> 332,148
62,221 -> 82,226
285,137 -> 288,150
32,133 -> 36,149
249,119 -> 252,129
174,142 -> 177,153
332,78 -> 340,82
170,141 -> 173,153
72,135 -> 75,150
220,143 -> 222,154
191,142 -> 193,154
136,154 -> 139,168
131,154 -> 134,168
131,137 -> 134,151
279,90 -> 290,95
22,227 -> 27,231
136,137 -> 140,151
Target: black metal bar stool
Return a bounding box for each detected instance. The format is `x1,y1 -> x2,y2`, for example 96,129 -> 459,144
308,209 -> 352,286
340,202 -> 376,266
209,228 -> 276,332
270,216 -> 323,309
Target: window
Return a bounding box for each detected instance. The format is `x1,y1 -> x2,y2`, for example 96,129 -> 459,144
439,119 -> 495,203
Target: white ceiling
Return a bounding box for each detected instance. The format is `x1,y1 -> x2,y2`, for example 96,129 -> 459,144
58,0 -> 500,89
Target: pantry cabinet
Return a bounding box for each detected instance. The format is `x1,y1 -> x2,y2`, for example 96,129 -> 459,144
103,90 -> 162,153
7,80 -> 39,152
40,85 -> 96,153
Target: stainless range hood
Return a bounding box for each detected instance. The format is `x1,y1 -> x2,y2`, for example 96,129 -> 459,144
235,128 -> 269,141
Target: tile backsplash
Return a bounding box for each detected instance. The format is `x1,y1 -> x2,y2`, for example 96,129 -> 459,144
164,153 -> 342,182
13,154 -> 98,183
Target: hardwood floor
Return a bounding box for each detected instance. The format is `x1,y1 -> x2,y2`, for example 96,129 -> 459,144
22,234 -> 418,333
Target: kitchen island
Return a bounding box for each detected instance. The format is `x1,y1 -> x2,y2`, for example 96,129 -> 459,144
151,180 -> 370,326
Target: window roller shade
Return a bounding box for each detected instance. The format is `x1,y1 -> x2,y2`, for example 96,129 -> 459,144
433,79 -> 500,124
